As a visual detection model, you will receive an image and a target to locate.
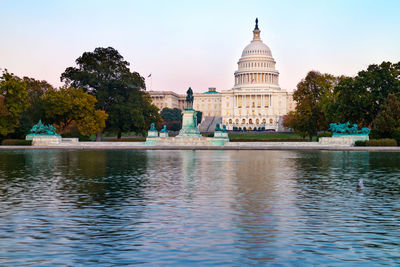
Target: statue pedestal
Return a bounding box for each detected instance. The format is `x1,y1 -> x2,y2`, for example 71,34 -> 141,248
145,130 -> 159,145
319,135 -> 369,146
177,109 -> 201,138
159,132 -> 169,138
212,130 -> 229,146
31,136 -> 62,146
214,131 -> 229,139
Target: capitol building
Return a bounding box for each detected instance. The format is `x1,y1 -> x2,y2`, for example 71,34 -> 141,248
149,19 -> 295,131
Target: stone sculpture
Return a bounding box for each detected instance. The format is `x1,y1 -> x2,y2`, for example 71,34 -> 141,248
328,122 -> 370,135
160,125 -> 168,133
186,87 -> 194,109
28,120 -> 60,136
149,122 -> 157,131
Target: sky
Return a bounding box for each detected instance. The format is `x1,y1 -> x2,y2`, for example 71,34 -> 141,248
1,0 -> 400,93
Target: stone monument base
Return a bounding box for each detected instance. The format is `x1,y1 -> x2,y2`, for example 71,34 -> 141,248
177,109 -> 201,138
148,136 -> 229,146
32,136 -> 62,146
145,130 -> 159,145
319,135 -> 369,146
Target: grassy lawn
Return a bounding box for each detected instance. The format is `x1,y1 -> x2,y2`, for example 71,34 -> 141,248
228,132 -> 316,142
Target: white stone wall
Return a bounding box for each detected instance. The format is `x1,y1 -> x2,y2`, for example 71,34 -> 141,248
193,93 -> 222,118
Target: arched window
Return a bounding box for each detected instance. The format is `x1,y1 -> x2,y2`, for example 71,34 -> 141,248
235,119 -> 239,124
270,119 -> 273,124
229,119 -> 232,124
249,119 -> 253,124
262,118 -> 266,124
256,119 -> 259,124
242,119 -> 246,124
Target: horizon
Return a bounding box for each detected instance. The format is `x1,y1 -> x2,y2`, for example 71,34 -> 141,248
1,0 -> 400,93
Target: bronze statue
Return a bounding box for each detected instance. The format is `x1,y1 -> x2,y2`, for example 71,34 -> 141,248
186,87 -> 194,109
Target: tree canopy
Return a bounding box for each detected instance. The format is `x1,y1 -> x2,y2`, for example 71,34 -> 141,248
286,71 -> 338,140
0,70 -> 29,136
329,61 -> 400,127
42,87 -> 108,135
161,108 -> 182,122
61,47 -> 160,138
373,94 -> 400,138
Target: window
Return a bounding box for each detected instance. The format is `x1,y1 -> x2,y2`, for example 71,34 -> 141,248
270,119 -> 273,124
242,119 -> 246,124
249,119 -> 253,124
229,119 -> 232,124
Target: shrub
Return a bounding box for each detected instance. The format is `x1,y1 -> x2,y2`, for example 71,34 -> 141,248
62,132 -> 91,141
1,139 -> 32,146
354,140 -> 367,146
369,129 -> 382,139
366,138 -> 397,146
392,130 -> 400,145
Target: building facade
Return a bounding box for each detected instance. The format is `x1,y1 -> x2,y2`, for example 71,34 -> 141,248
149,19 -> 295,131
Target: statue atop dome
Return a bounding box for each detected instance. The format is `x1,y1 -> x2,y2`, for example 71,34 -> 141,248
253,18 -> 260,40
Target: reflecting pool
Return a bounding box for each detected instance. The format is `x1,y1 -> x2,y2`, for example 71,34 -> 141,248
0,150 -> 399,265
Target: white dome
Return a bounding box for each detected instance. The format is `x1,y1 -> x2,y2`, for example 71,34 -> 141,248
233,19 -> 280,90
241,41 -> 272,57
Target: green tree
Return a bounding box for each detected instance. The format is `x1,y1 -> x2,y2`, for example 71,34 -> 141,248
330,61 -> 400,127
106,90 -> 160,137
161,108 -> 182,122
42,87 -> 108,135
291,71 -> 338,140
60,47 -> 160,139
15,77 -> 54,138
373,94 -> 400,137
0,70 -> 29,136
282,111 -> 307,139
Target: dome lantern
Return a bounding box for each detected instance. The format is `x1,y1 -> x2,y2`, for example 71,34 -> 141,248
253,18 -> 260,40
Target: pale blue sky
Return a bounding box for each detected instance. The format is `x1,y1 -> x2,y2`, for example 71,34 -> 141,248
1,0 -> 400,93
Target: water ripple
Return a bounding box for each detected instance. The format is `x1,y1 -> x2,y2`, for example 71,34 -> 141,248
0,150 -> 399,265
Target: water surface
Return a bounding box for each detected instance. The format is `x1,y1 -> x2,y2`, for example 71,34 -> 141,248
0,150 -> 399,265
